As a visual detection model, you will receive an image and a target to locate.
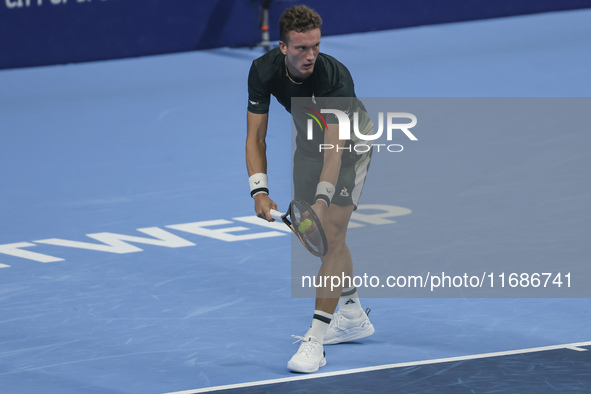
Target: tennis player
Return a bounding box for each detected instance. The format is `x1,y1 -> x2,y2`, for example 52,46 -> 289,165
246,5 -> 374,373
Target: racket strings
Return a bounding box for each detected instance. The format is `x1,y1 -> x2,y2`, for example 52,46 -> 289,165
291,200 -> 326,256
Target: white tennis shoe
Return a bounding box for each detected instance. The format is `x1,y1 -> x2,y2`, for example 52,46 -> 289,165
323,308 -> 375,345
287,335 -> 326,373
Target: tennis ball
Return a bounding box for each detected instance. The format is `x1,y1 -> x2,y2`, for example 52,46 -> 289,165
298,218 -> 312,234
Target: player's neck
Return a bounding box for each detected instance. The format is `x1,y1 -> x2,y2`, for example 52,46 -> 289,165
285,60 -> 305,84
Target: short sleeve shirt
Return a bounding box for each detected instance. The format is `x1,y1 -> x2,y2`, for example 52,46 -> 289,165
248,48 -> 370,155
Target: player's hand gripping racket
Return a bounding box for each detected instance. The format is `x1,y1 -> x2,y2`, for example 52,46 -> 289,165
270,199 -> 328,257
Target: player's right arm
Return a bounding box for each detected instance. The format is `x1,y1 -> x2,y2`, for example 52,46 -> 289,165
246,110 -> 277,221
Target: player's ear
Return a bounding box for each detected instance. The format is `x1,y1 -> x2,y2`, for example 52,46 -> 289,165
279,41 -> 287,55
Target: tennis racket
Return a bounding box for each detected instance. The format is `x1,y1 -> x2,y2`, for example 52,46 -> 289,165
270,199 -> 328,257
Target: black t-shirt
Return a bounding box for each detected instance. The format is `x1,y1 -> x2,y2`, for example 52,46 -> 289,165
248,48 -> 370,156
247,47 -> 356,114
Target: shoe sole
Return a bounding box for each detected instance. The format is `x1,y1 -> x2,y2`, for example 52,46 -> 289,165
323,324 -> 375,345
287,356 -> 327,373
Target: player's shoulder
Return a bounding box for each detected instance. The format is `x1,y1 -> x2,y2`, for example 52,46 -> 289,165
314,52 -> 354,95
250,47 -> 284,82
317,52 -> 348,70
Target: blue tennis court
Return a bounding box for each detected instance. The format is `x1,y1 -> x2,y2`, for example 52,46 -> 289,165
1,7 -> 590,394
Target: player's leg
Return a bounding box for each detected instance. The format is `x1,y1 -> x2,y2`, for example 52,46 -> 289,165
287,203 -> 352,373
322,149 -> 374,345
315,203 -> 355,312
288,150 -> 337,373
317,203 -> 374,345
288,148 -> 373,372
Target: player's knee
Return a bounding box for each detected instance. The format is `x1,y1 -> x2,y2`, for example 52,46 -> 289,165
324,222 -> 345,241
325,232 -> 347,253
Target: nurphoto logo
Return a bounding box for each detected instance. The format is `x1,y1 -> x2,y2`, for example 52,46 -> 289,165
305,109 -> 418,153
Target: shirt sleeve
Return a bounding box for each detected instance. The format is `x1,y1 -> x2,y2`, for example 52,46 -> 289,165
247,61 -> 271,114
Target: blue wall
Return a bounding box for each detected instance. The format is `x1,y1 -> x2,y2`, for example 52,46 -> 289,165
1,0 -> 590,69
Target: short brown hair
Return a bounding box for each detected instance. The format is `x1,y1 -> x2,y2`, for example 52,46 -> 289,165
279,5 -> 322,43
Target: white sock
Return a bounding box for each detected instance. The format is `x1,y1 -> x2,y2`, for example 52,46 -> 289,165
338,287 -> 364,319
305,310 -> 332,344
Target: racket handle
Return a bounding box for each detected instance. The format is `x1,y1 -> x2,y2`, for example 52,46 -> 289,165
269,209 -> 284,220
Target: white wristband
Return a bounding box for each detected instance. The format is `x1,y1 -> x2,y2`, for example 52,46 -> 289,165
249,173 -> 269,198
315,181 -> 335,207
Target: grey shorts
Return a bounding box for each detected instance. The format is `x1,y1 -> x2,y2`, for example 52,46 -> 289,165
293,147 -> 372,209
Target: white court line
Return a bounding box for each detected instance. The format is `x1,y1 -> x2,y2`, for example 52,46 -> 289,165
565,345 -> 589,352
163,340 -> 591,394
